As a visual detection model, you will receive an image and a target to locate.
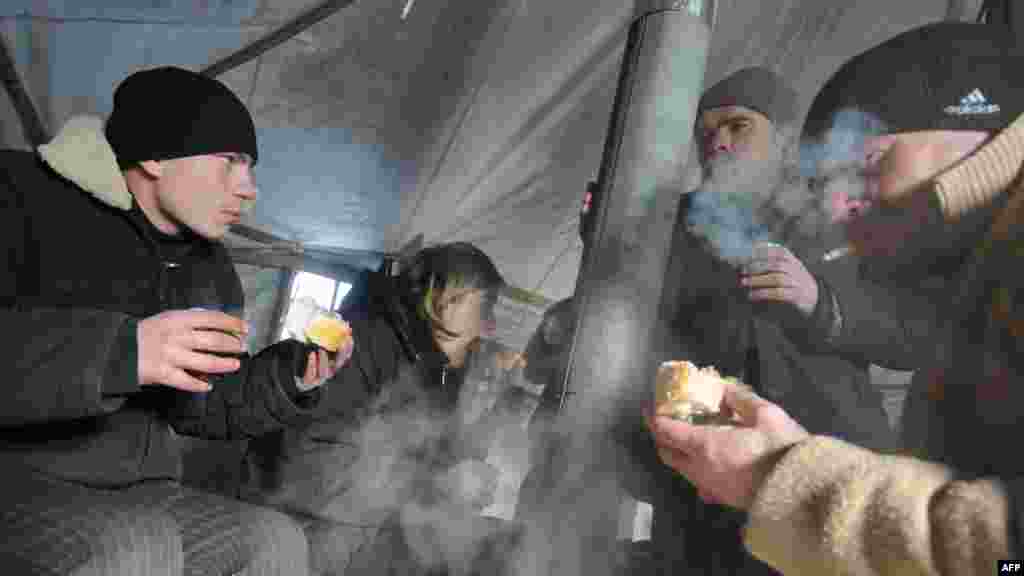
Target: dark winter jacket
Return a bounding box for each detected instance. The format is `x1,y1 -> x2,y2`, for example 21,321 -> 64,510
522,295 -> 576,418
798,244 -> 946,372
0,115 -> 322,487
243,266 -> 513,524
639,191 -> 897,575
514,295 -> 575,524
665,193 -> 897,444
736,110 -> 1024,576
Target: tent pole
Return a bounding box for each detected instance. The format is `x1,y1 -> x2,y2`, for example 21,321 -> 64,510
231,223 -> 297,246
531,2 -> 714,575
201,0 -> 357,78
0,31 -> 48,146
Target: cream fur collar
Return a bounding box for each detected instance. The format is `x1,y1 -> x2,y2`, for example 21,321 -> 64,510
36,115 -> 133,210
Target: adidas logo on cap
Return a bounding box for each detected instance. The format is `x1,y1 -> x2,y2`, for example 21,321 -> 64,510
945,89 -> 1001,116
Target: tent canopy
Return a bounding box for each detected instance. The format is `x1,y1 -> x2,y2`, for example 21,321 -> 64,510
0,0 -> 981,303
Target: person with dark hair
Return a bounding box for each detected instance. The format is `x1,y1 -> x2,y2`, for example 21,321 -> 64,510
0,67 -> 350,575
650,21 -> 1024,574
244,241 -> 522,575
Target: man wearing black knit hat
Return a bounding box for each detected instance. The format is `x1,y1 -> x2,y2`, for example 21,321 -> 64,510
649,21 -> 1024,574
0,67 -> 350,575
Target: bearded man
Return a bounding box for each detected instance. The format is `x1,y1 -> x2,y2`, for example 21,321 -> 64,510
639,67 -> 895,575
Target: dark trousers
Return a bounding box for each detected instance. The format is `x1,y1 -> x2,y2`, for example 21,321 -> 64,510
649,486 -> 781,576
0,465 -> 309,576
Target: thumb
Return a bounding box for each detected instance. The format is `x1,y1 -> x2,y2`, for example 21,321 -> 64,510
720,381 -> 770,425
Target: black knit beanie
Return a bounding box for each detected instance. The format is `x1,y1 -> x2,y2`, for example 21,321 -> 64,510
803,21 -> 1024,142
105,66 -> 258,165
698,67 -> 799,127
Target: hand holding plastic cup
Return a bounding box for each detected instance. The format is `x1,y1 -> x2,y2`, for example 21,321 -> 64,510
176,305 -> 246,418
187,305 -> 247,385
742,241 -> 804,323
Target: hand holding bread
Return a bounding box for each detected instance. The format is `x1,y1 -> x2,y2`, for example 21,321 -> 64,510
655,360 -> 744,425
647,369 -> 809,509
292,301 -> 354,389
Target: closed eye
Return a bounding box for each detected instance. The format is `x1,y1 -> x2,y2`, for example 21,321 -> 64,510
215,153 -> 252,167
726,119 -> 751,134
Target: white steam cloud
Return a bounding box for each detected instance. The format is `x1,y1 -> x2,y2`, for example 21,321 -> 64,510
311,109 -> 891,575
685,109 -> 888,265
331,354 -> 534,575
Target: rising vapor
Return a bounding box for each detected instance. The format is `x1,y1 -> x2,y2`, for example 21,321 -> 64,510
686,109 -> 888,265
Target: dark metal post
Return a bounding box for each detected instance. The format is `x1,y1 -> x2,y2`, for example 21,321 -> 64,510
524,2 -> 715,575
0,31 -> 48,146
201,0 -> 357,78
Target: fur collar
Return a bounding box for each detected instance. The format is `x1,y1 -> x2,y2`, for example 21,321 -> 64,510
36,115 -> 132,210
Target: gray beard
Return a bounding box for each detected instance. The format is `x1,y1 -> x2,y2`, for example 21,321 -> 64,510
687,151 -> 826,265
700,148 -> 783,205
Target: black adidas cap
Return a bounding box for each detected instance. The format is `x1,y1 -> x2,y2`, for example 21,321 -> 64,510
803,21 -> 1024,141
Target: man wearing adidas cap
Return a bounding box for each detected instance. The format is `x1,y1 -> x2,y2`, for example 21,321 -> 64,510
649,21 -> 1024,574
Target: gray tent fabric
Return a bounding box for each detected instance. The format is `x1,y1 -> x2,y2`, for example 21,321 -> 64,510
2,1 -> 966,306
0,3 -> 975,574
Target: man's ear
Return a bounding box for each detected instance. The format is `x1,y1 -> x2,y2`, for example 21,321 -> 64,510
138,160 -> 164,179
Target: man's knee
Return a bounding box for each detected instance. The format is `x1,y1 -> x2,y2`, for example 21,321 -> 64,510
71,508 -> 183,576
0,468 -> 185,576
239,506 -> 309,576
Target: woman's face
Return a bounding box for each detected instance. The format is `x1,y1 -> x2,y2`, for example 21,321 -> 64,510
433,286 -> 485,367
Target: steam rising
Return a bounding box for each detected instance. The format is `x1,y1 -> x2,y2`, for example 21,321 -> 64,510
338,358 -> 531,575
800,108 -> 888,189
686,130 -> 815,264
685,109 -> 888,264
333,313 -> 644,574
315,109 -> 892,574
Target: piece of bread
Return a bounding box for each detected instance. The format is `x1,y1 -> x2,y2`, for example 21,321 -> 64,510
305,315 -> 353,353
655,360 -> 734,422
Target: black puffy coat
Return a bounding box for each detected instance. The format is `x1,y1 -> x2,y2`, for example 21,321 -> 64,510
0,120 -> 320,487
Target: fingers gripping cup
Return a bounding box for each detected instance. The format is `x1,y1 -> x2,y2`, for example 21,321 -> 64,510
179,304 -> 246,419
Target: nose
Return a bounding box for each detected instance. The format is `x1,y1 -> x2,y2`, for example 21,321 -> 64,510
704,128 -> 733,160
846,198 -> 871,217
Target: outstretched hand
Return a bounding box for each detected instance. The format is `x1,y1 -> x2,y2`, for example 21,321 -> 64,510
647,380 -> 808,510
297,339 -> 354,391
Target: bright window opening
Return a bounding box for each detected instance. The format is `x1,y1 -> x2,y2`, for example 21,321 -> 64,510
290,271 -> 336,310
333,283 -> 352,310
278,271 -> 353,341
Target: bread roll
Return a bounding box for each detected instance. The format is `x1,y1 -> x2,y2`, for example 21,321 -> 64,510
655,360 -> 736,423
305,315 -> 353,353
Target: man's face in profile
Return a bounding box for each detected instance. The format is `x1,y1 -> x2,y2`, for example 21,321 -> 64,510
809,124 -> 991,281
